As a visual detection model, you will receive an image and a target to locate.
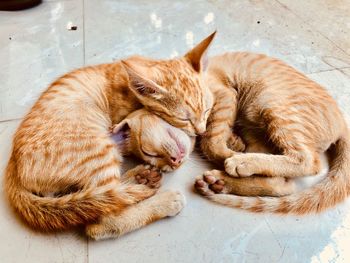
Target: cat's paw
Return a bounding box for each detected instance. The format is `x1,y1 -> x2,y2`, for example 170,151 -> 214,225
194,170 -> 227,196
122,164 -> 162,189
135,165 -> 162,189
227,134 -> 246,152
156,191 -> 186,217
85,223 -> 102,240
86,223 -> 119,241
224,155 -> 255,177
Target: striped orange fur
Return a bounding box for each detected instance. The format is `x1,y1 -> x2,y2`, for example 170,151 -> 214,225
4,33 -> 215,233
196,52 -> 350,214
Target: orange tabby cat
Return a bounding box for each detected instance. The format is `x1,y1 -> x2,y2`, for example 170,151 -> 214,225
195,52 -> 350,214
4,33 -> 215,232
86,109 -> 194,240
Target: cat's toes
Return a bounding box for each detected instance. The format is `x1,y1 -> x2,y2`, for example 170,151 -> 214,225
158,191 -> 186,217
224,157 -> 240,177
204,170 -> 226,193
208,179 -> 225,193
194,178 -> 214,196
224,156 -> 253,177
227,135 -> 246,152
86,223 -> 109,241
195,170 -> 227,196
135,166 -> 162,189
236,162 -> 255,177
85,224 -> 100,240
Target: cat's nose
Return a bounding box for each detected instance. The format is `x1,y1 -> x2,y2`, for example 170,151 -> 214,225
169,153 -> 184,167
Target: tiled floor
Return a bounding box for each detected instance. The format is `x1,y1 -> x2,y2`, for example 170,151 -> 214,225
1,0 -> 350,262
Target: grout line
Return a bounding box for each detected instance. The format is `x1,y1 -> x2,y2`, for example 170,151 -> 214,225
308,66 -> 350,75
86,236 -> 89,263
83,1 -> 88,260
0,117 -> 22,124
82,0 -> 86,66
336,68 -> 350,78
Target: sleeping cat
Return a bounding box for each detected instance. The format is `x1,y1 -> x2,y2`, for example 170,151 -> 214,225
195,52 -> 350,214
6,107 -> 194,234
85,109 -> 195,240
4,32 -> 215,232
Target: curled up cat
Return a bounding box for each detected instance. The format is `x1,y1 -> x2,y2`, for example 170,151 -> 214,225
195,52 -> 350,214
4,32 -> 216,235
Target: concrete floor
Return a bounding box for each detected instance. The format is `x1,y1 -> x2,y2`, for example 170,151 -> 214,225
1,0 -> 350,262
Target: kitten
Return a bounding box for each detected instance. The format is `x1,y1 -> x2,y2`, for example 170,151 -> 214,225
4,32 -> 215,232
195,52 -> 350,214
86,109 -> 195,240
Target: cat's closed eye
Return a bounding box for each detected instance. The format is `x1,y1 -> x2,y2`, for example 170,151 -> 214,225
141,147 -> 161,158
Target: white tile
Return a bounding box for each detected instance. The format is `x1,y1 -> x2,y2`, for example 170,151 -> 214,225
308,68 -> 350,117
0,120 -> 87,263
0,0 -> 84,121
278,0 -> 350,55
84,0 -> 350,74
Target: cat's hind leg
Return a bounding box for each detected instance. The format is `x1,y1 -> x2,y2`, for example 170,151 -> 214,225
224,116 -> 322,178
195,169 -> 296,197
85,191 -> 185,240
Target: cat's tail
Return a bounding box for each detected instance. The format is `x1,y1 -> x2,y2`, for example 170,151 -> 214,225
208,133 -> 350,214
5,161 -> 153,231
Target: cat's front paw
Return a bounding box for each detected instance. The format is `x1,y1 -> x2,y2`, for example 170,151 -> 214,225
227,134 -> 246,152
123,164 -> 162,189
156,191 -> 186,217
135,165 -> 162,189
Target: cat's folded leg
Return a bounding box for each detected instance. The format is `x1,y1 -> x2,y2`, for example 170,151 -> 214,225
195,169 -> 296,197
201,83 -> 245,163
85,191 -> 185,240
95,165 -> 162,210
224,150 -> 321,178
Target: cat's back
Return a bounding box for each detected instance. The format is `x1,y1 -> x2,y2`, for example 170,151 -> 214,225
8,63 -> 127,192
209,52 -> 305,79
13,63 -> 126,155
32,63 -> 118,117
209,52 -> 346,145
209,51 -> 336,101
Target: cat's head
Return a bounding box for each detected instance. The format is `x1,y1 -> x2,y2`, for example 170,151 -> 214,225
121,32 -> 216,137
111,109 -> 195,172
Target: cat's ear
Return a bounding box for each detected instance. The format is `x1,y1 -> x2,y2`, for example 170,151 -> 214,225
110,119 -> 132,152
121,60 -> 168,100
184,31 -> 216,73
111,119 -> 130,136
